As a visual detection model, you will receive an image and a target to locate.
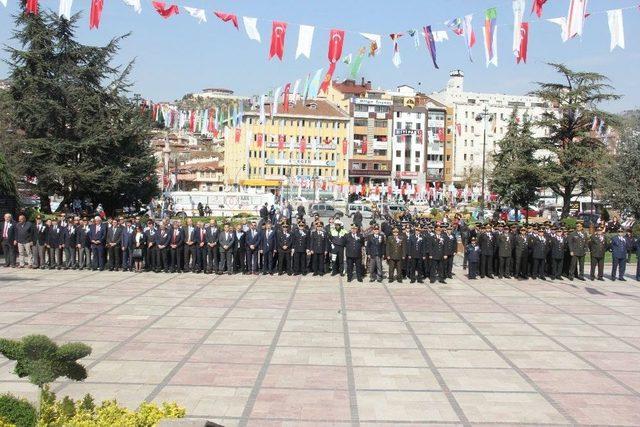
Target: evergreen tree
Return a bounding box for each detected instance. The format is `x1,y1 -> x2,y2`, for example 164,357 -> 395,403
599,112 -> 640,219
530,63 -> 619,218
490,110 -> 542,223
5,6 -> 157,214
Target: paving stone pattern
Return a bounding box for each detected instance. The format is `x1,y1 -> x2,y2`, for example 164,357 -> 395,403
1,266 -> 640,426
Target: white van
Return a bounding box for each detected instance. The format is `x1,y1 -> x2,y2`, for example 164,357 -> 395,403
169,191 -> 274,217
347,203 -> 373,219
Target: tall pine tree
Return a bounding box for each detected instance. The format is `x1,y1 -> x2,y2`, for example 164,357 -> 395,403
5,6 -> 157,214
530,63 -> 619,218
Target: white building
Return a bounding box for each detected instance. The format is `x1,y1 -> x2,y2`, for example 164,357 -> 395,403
431,70 -> 551,183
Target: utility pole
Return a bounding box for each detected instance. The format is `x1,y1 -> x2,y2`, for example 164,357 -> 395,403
475,106 -> 492,222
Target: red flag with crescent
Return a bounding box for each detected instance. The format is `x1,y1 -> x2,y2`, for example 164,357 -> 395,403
516,23 -> 529,64
278,135 -> 285,151
531,0 -> 547,18
152,2 -> 179,19
342,138 -> 348,155
300,137 -> 307,153
269,21 -> 288,60
256,133 -> 263,148
26,0 -> 38,14
214,11 -> 239,29
320,29 -> 345,93
282,83 -> 291,112
89,0 -> 104,29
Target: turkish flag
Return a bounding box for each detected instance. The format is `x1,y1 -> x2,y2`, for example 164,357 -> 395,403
321,181 -> 327,191
89,0 -> 104,29
361,183 -> 366,195
278,135 -> 285,151
531,0 -> 547,18
361,137 -> 368,155
300,137 -> 307,154
26,0 -> 38,14
152,2 -> 179,19
342,138 -> 348,155
517,23 -> 529,64
207,110 -> 214,133
437,128 -> 445,142
188,111 -> 195,132
375,186 -> 381,195
282,83 -> 291,112
328,29 -> 345,63
387,185 -> 392,196
214,11 -> 239,29
256,133 -> 263,148
269,21 -> 288,60
235,128 -> 241,143
324,137 -> 331,145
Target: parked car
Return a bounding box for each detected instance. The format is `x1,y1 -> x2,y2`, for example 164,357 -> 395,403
309,203 -> 344,218
347,203 -> 373,219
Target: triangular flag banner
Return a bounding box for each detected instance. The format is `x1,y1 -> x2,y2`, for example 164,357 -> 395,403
350,47 -> 366,79
307,68 -> 324,99
566,0 -> 588,39
343,53 -> 352,65
512,0 -> 525,56
390,33 -> 402,68
282,83 -> 291,113
547,17 -> 569,42
152,2 -> 179,19
269,21 -> 288,61
517,22 -> 529,63
243,17 -> 261,42
295,25 -> 314,59
484,8 -> 498,65
26,0 -> 39,14
423,26 -> 439,69
302,73 -> 311,101
259,94 -> 266,124
361,33 -> 381,56
463,14 -> 476,62
184,7 -> 206,24
272,86 -> 281,117
607,9 -> 625,51
445,17 -> 464,35
214,11 -> 238,29
320,29 -> 345,93
531,0 -> 547,18
433,31 -> 449,42
89,0 -> 104,29
59,0 -> 72,19
292,79 -> 301,101
483,24 -> 499,67
407,29 -> 420,48
0,0 -> 6,7
122,0 -> 141,14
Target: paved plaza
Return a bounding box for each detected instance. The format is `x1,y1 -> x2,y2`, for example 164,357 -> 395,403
1,266 -> 640,426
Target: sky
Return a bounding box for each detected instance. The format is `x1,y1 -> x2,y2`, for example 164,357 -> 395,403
0,0 -> 638,112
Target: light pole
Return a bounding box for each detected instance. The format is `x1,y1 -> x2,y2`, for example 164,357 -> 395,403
475,106 -> 493,221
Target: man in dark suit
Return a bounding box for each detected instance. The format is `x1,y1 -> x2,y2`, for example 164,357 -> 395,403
568,223 -> 588,281
46,219 -> 64,270
89,216 -> 107,271
386,227 -> 406,283
62,219 -> 77,269
156,224 -> 171,272
144,220 -> 157,272
588,228 -> 607,281
291,222 -> 309,275
531,229 -> 549,280
611,229 -> 629,281
33,215 -> 48,269
366,225 -> 385,282
344,224 -> 364,282
169,220 -> 184,273
233,224 -> 246,273
121,219 -> 134,271
276,224 -> 293,275
428,225 -> 446,284
260,221 -> 277,275
14,214 -> 33,268
478,227 -> 495,278
406,227 -> 425,283
218,223 -> 235,274
182,219 -> 197,272
205,220 -> 220,274
76,218 -> 90,270
246,221 -> 262,275
105,218 -> 122,271
497,229 -> 513,279
550,229 -> 567,280
514,227 -> 529,279
1,213 -> 16,267
443,226 -> 457,279
195,221 -> 207,273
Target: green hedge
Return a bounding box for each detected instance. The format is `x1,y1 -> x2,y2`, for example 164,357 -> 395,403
0,394 -> 37,427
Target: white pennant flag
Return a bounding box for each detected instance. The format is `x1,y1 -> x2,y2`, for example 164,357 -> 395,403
566,0 -> 588,39
483,25 -> 499,67
291,79 -> 301,102
361,33 -> 382,54
243,17 -> 261,43
547,17 -> 569,42
512,0 -> 525,56
432,31 -> 449,42
272,86 -> 281,117
183,7 -> 206,24
296,25 -> 314,59
122,0 -> 142,14
607,9 -> 624,51
0,0 -> 7,7
259,94 -> 266,124
59,0 -> 73,19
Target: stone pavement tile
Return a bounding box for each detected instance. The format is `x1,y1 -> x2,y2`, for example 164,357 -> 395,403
408,322 -> 475,335
524,369 -> 631,394
402,311 -> 460,322
76,340 -> 122,360
346,310 -> 401,322
261,365 -> 349,390
24,311 -> 96,326
182,297 -> 239,308
286,309 -> 341,320
449,303 -> 508,313
205,330 -> 276,346
519,313 -> 585,324
439,368 -> 534,392
551,393 -> 640,426
132,328 -> 208,344
74,294 -> 134,305
345,299 -> 396,311
351,348 -> 427,368
347,321 -> 408,335
249,389 -> 351,421
0,324 -> 74,339
189,344 -> 269,364
0,311 -> 37,323
51,302 -> 117,314
277,331 -> 344,347
165,306 -> 227,318
472,322 -> 543,336
417,334 -> 490,350
578,351 -> 640,371
0,301 -> 57,312
0,381 -> 40,403
281,319 -> 343,333
534,323 -> 607,337
109,341 -> 194,362
577,313 -> 640,325
271,347 -> 346,366
349,333 -> 416,349
56,383 -> 155,410
126,296 -> 185,307
503,350 -> 593,370
608,371 -> 640,393
85,314 -> 158,328
459,312 -> 522,323
453,391 -> 567,424
245,421 -> 352,427
428,350 -> 509,369
59,325 -> 141,341
357,390 -> 459,422
150,316 -> 220,330
217,317 -> 282,331
170,362 -> 261,387
488,303 -> 562,315
596,324 -> 640,338
353,367 -> 440,390
154,385 -> 250,418
88,360 -> 178,383
554,335 -> 637,352
226,308 -> 284,319
554,304 -> 619,315
485,335 -> 564,351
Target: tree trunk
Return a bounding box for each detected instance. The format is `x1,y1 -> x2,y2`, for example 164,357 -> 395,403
39,192 -> 51,214
561,190 -> 572,219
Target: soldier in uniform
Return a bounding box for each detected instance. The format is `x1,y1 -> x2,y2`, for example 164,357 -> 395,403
309,222 -> 328,276
428,224 -> 447,284
443,226 -> 456,279
345,224 -> 364,282
478,226 -> 495,278
514,227 -> 529,280
550,228 -> 567,280
276,224 -> 293,275
497,227 -> 513,279
610,229 -> 629,281
386,227 -> 405,283
568,223 -> 588,281
406,226 -> 426,283
588,227 -> 607,281
292,222 -> 309,275
366,225 -> 385,283
329,220 -> 347,276
531,228 -> 549,280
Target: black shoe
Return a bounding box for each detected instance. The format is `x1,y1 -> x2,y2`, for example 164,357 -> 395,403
487,275 -> 494,279
590,277 -> 595,281
347,278 -> 352,283
377,278 -> 383,283
578,277 -> 586,281
439,280 -> 446,284
369,278 -> 375,283
357,278 -> 363,283
410,279 -> 416,284
619,278 -> 626,281
388,279 -> 394,283
611,277 -> 616,281
397,280 -> 403,284
598,277 -> 605,281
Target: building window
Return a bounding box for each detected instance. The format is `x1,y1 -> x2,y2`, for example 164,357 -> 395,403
373,163 -> 380,170
395,165 -> 401,171
414,165 -> 420,172
463,154 -> 467,161
414,151 -> 420,158
395,150 -> 401,157
470,154 -> 474,161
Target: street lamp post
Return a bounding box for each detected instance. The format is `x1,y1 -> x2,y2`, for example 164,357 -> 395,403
475,106 -> 493,222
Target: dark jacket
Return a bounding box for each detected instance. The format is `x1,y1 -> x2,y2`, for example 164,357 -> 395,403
246,228 -> 263,251
589,234 -> 608,258
169,227 -> 184,247
344,233 -> 364,258
63,225 -> 77,247
567,231 -> 588,256
515,234 -> 529,256
386,235 -> 406,260
497,233 -> 513,258
46,226 -> 63,248
466,244 -> 481,263
292,228 -> 309,252
478,232 -> 495,255
531,236 -> 549,260
89,223 -> 107,244
155,229 -> 171,247
406,233 -> 425,258
550,235 -> 566,260
234,231 -> 246,252
309,230 -> 328,253
444,233 -> 457,256
366,233 -> 386,257
277,230 -> 292,252
260,229 -> 277,252
610,235 -> 629,259
34,222 -> 48,246
218,230 -> 236,252
76,225 -> 90,248
14,221 -> 33,244
0,220 -> 16,242
429,233 -> 446,260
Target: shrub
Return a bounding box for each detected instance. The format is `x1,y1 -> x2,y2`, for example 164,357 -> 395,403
0,394 -> 37,427
562,217 -> 578,230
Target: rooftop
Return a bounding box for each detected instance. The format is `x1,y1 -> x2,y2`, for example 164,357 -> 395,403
248,99 -> 350,120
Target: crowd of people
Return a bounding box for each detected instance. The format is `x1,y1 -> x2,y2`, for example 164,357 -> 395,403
1,205 -> 639,283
